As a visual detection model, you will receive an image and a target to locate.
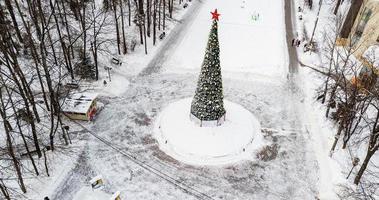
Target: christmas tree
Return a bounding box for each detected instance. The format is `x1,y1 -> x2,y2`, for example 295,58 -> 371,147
190,9 -> 226,123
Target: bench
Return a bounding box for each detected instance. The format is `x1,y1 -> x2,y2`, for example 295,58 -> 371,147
111,58 -> 122,66
65,83 -> 79,89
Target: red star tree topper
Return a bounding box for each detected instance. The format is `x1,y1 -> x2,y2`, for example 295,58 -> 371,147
211,9 -> 220,21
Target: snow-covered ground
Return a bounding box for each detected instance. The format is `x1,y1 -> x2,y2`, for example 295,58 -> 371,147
164,0 -> 288,81
19,0 -> 353,199
293,0 -> 361,199
85,0 -> 203,97
154,98 -> 263,166
73,0 -> 319,198
85,73 -> 318,199
72,187 -> 110,200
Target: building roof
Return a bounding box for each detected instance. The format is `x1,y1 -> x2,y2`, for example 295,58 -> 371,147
61,93 -> 97,114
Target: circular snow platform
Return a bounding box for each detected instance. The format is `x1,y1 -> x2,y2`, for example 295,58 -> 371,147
154,98 -> 262,166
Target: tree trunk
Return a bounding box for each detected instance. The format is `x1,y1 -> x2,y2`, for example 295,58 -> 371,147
333,0 -> 342,15
169,0 -> 174,18
60,0 -> 75,59
127,0 -> 131,26
144,21 -> 148,54
37,0 -> 59,65
120,0 -> 128,54
50,0 -> 74,80
113,0 -> 121,54
39,27 -> 62,152
4,83 -> 40,176
5,129 -> 27,193
0,7 -> 41,123
0,179 -> 11,200
82,0 -> 87,58
354,149 -> 375,185
163,0 -> 166,30
13,0 -> 51,112
158,0 -> 162,30
0,95 -> 27,193
354,109 -> 379,184
25,0 -> 42,39
91,3 -> 99,80
4,0 -> 23,43
43,149 -> 50,177
147,0 -> 151,37
0,32 -> 42,158
153,0 -> 157,45
330,121 -> 344,156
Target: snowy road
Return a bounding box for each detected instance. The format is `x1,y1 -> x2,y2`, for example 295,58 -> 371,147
44,0 -> 322,199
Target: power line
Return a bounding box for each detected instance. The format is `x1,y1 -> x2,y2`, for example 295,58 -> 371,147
73,121 -> 214,200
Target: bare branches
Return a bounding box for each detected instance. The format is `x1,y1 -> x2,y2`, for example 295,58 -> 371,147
308,6 -> 379,198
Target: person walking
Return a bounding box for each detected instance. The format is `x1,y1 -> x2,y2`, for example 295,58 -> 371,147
291,38 -> 296,46
296,39 -> 301,47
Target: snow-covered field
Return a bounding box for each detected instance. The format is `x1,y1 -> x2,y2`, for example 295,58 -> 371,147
164,0 -> 288,80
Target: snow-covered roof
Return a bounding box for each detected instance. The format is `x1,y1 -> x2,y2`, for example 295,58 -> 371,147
61,93 -> 97,114
89,175 -> 103,184
362,45 -> 379,68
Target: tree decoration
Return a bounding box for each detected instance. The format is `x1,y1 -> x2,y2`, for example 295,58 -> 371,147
190,9 -> 226,123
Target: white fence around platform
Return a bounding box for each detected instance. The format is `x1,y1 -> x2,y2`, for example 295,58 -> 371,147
190,113 -> 226,127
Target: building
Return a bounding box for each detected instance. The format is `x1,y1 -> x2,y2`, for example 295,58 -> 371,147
337,0 -> 379,57
61,93 -> 98,121
336,0 -> 379,89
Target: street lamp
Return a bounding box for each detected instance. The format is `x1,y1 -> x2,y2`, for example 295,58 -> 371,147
104,66 -> 112,82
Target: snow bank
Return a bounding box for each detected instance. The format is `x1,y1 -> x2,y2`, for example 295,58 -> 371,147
154,98 -> 263,166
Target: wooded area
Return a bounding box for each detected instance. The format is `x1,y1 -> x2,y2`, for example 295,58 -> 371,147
0,0 -> 184,198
